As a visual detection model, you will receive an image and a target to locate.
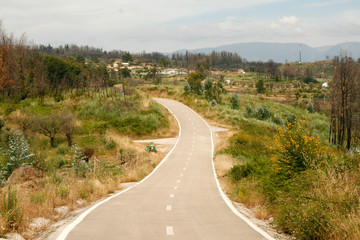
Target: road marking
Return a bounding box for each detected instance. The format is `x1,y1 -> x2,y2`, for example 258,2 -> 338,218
166,226 -> 174,236
177,180 -> 180,183
186,162 -> 189,165
166,205 -> 172,211
183,167 -> 186,170
189,153 -> 192,156
188,157 -> 191,160
170,194 -> 174,198
174,186 -> 178,190
180,174 -> 184,177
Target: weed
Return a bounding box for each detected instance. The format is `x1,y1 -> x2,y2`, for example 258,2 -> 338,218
30,192 -> 46,204
56,185 -> 70,198
1,186 -> 23,230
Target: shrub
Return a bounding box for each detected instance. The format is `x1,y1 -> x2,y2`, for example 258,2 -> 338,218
209,99 -> 217,107
0,131 -> 34,181
270,120 -> 327,178
256,106 -> 271,120
256,79 -> 265,93
286,114 -> 297,125
273,115 -> 284,126
229,164 -> 253,181
183,85 -> 191,95
307,100 -> 315,113
245,105 -> 256,118
230,94 -> 240,109
67,144 -> 90,177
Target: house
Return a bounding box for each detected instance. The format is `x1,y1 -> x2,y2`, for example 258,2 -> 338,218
225,79 -> 231,84
322,82 -> 329,88
238,69 -> 246,74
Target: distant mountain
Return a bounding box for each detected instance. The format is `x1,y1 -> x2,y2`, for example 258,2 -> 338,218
173,42 -> 360,63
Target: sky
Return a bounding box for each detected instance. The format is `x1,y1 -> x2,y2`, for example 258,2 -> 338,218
1,0 -> 359,53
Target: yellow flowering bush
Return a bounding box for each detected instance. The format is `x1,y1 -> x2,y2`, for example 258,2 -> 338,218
270,120 -> 326,177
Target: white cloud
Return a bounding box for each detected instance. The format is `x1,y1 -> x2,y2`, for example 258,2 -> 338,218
304,0 -> 351,8
0,0 -> 359,52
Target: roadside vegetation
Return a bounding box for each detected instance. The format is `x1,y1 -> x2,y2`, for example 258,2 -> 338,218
1,22 -> 360,239
143,54 -> 359,239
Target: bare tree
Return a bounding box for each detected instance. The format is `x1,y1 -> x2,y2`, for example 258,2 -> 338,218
330,52 -> 360,150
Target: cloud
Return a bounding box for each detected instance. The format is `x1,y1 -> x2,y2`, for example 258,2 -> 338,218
0,0 -> 359,52
303,0 -> 351,8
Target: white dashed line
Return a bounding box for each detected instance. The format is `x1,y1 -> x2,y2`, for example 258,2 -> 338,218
170,194 -> 174,198
174,186 -> 178,190
166,226 -> 174,236
183,168 -> 186,170
166,205 -> 172,211
177,180 -> 180,183
180,174 -> 184,177
186,162 -> 189,165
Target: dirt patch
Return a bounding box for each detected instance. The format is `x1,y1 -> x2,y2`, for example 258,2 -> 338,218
5,166 -> 43,186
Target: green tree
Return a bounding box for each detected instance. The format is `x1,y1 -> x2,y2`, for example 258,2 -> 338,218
256,79 -> 266,94
122,52 -> 133,63
230,94 -> 240,109
187,72 -> 204,95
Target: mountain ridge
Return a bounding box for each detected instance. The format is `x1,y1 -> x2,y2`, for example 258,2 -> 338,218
172,42 -> 360,63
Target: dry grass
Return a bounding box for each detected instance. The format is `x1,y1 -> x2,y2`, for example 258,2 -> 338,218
253,206 -> 271,220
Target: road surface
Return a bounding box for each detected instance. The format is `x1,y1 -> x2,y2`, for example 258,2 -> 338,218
58,98 -> 271,240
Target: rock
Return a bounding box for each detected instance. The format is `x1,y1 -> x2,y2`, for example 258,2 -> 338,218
5,165 -> 43,186
76,199 -> 87,205
55,206 -> 69,216
29,217 -> 50,230
4,233 -> 25,240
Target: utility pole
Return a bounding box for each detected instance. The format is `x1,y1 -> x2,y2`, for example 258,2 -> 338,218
299,43 -> 302,63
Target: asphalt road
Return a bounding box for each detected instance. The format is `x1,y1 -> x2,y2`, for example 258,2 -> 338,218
58,98 -> 271,240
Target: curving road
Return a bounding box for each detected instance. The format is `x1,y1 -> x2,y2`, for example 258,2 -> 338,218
57,98 -> 271,240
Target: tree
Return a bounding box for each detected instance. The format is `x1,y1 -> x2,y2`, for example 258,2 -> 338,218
60,113 -> 77,147
122,52 -> 133,63
0,46 -> 15,97
119,67 -> 131,100
307,100 -> 315,113
34,114 -> 63,147
256,79 -> 266,94
187,72 -> 204,95
230,94 -> 240,109
330,53 -> 360,150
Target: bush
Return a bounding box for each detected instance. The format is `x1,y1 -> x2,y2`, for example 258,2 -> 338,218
256,106 -> 271,120
307,100 -> 315,113
286,114 -> 297,125
270,120 -> 327,178
245,105 -> 256,118
256,80 -> 266,93
273,115 -> 284,125
229,164 -> 253,181
0,131 -> 34,181
67,144 -> 90,177
230,94 -> 240,109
